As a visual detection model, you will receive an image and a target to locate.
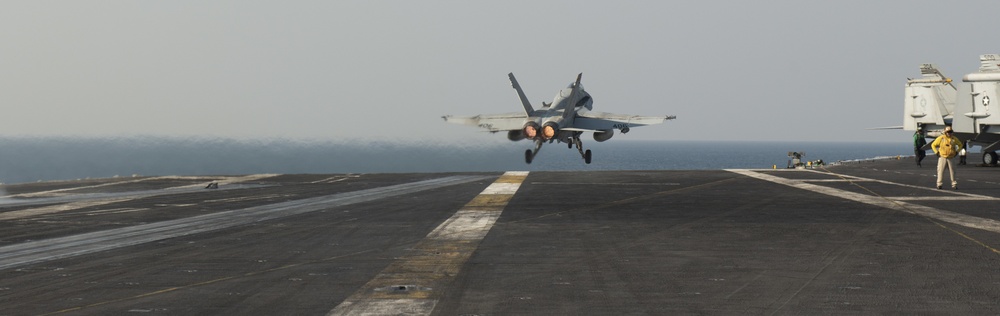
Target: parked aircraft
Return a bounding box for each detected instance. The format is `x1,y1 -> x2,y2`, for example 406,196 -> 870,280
903,55 -> 1000,165
443,73 -> 675,164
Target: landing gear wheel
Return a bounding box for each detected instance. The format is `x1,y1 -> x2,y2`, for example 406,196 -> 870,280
984,151 -> 999,166
568,142 -> 573,149
584,149 -> 592,164
525,149 -> 533,164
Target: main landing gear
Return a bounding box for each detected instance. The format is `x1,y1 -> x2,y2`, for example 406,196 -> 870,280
984,151 -> 999,166
525,139 -> 543,164
523,136 -> 592,164
572,135 -> 592,164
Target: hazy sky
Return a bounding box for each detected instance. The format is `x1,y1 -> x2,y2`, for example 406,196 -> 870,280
2,1 -> 998,143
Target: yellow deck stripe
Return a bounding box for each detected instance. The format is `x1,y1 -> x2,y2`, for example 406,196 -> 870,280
328,171 -> 528,315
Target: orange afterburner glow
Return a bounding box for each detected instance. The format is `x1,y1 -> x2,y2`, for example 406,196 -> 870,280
542,125 -> 557,139
523,125 -> 537,138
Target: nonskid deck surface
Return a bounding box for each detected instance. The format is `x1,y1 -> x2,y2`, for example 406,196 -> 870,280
1,160 -> 1000,315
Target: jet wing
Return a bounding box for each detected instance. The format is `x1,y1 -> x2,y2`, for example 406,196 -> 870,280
574,111 -> 676,130
442,112 -> 531,132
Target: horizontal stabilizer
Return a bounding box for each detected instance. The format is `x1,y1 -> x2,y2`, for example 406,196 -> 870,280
574,111 -> 675,130
442,113 -> 531,132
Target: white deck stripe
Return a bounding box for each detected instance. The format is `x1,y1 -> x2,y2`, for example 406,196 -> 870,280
727,169 -> 1000,233
7,174 -> 279,198
425,210 -> 502,240
0,198 -> 133,220
800,179 -> 877,182
0,175 -> 488,271
799,169 -> 997,200
0,174 -> 282,218
887,196 -> 999,201
480,182 -> 522,195
329,171 -> 528,316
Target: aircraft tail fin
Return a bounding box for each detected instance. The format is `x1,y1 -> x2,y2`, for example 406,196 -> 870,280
508,73 -> 534,115
904,64 -> 955,131
563,73 -> 583,119
953,54 -> 1000,135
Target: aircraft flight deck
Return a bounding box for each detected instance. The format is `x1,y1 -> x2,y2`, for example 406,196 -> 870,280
2,157 -> 1000,315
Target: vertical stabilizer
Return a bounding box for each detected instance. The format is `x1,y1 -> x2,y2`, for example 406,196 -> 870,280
955,54 -> 1000,135
563,73 -> 583,119
508,73 -> 534,116
904,64 -> 955,131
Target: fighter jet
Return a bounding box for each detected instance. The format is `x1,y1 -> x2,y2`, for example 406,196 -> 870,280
903,55 -> 1000,165
443,73 -> 675,164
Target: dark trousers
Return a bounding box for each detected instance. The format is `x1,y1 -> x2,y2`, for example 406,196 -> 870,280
915,149 -> 926,165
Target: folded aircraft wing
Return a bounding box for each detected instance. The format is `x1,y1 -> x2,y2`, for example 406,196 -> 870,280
442,112 -> 530,132
574,111 -> 676,130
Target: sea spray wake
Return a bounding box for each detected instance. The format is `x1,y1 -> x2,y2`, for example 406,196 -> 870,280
0,136 -> 911,184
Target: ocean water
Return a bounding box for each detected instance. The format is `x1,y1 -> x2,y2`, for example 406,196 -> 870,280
0,137 -> 911,184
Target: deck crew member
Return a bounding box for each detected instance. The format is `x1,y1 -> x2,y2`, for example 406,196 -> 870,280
931,126 -> 962,189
